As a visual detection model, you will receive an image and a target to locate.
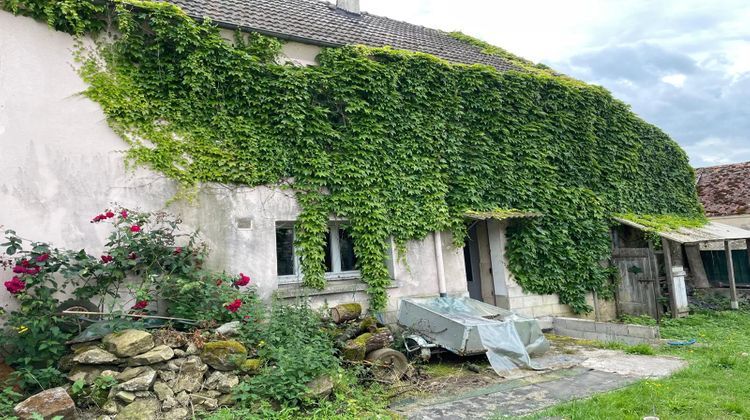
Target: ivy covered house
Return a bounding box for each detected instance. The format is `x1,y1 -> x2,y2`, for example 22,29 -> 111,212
0,0 -> 704,322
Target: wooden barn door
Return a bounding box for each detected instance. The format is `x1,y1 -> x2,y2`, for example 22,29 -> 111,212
612,247 -> 659,318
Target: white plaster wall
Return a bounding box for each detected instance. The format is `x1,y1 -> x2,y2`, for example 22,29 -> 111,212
218,28 -> 322,67
0,12 -> 466,318
278,41 -> 322,66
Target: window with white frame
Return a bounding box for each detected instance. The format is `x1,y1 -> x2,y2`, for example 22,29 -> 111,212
276,221 -> 360,284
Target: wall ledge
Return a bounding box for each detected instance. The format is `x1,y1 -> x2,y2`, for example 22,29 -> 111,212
276,280 -> 399,299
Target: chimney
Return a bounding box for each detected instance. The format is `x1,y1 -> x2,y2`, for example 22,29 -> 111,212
336,0 -> 360,14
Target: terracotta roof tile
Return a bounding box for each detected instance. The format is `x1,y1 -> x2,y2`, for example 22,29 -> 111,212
696,161 -> 750,217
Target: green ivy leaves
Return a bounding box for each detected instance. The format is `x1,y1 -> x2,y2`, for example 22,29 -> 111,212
6,0 -> 704,312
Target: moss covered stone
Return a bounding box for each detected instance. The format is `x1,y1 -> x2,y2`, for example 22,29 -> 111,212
240,358 -> 262,374
201,341 -> 247,371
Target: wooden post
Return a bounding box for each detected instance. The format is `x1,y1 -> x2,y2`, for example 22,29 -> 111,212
662,238 -> 678,318
725,240 -> 739,310
648,242 -> 663,322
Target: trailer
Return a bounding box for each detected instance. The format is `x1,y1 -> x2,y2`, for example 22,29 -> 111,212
398,296 -> 549,372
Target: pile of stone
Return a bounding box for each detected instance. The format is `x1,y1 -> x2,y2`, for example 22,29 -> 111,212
23,328 -> 257,420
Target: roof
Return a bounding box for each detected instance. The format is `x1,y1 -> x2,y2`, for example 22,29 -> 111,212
167,0 -> 517,71
695,161 -> 750,217
613,217 -> 750,244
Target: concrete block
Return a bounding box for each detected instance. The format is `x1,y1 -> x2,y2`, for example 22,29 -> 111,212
565,318 -> 597,332
606,323 -> 630,336
508,296 -> 525,309
617,336 -> 643,345
531,304 -> 557,318
594,322 -> 611,333
522,295 -> 545,308
542,294 -> 559,305
552,304 -> 574,316
514,307 -> 534,318
627,325 -> 658,339
581,331 -> 602,341
552,327 -> 585,340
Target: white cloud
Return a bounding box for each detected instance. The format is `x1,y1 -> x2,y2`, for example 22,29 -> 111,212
661,73 -> 687,87
685,137 -> 750,167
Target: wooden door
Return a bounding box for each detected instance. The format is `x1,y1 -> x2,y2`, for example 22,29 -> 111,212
612,247 -> 659,317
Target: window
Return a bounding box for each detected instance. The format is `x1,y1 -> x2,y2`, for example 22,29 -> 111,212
276,222 -> 359,284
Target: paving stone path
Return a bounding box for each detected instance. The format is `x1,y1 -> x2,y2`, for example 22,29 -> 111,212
391,350 -> 686,419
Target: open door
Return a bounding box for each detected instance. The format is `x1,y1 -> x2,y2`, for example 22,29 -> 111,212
464,222 -> 483,300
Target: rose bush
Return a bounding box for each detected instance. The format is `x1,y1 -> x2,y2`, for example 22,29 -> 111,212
0,207 -> 259,392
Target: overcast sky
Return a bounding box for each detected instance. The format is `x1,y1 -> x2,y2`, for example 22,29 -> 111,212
363,0 -> 750,168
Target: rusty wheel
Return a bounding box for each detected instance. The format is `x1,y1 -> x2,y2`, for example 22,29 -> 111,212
366,348 -> 408,382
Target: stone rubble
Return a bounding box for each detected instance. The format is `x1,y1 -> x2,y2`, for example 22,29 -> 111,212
50,329 -> 257,419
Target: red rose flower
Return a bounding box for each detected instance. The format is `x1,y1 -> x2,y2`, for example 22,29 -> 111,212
173,247 -> 182,255
35,253 -> 49,263
225,299 -> 243,313
25,267 -> 40,275
105,211 -> 115,218
120,210 -> 128,219
20,259 -> 30,267
132,300 -> 148,310
235,273 -> 251,287
12,265 -> 25,274
127,252 -> 137,260
101,255 -> 113,263
4,277 -> 26,294
130,225 -> 141,233
92,214 -> 107,223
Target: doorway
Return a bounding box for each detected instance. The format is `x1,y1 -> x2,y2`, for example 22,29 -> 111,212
464,222 -> 483,300
463,219 -> 510,307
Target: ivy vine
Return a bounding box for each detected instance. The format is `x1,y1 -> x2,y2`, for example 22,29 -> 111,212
4,0 -> 705,312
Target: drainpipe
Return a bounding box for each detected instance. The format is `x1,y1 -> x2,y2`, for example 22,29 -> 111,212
434,231 -> 447,297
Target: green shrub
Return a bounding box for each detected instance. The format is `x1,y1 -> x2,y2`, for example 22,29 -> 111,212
0,386 -> 22,419
234,302 -> 338,407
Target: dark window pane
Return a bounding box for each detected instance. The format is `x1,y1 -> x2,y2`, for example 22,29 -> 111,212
276,226 -> 295,276
324,230 -> 333,272
340,227 -> 357,271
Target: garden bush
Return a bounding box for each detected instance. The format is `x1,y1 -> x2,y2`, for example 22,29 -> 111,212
0,207 -> 258,393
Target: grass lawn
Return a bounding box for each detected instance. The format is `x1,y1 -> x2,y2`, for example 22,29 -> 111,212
529,310 -> 750,419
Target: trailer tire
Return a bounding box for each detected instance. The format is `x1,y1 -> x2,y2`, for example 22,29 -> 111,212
366,348 -> 408,382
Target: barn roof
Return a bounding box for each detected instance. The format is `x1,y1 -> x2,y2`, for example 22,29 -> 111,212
695,161 -> 750,217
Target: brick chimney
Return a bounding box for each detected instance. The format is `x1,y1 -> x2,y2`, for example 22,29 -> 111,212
336,0 -> 360,14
